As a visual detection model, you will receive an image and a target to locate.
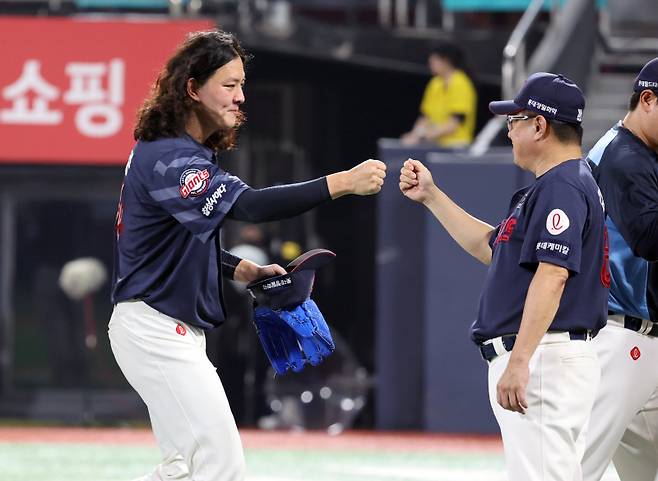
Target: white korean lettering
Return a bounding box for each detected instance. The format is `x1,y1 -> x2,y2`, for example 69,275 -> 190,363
63,59 -> 125,138
0,60 -> 62,125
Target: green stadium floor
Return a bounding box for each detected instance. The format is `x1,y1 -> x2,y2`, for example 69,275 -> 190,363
0,427 -> 621,481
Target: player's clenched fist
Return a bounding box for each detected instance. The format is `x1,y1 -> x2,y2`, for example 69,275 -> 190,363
327,159 -> 386,198
348,159 -> 387,195
399,158 -> 437,204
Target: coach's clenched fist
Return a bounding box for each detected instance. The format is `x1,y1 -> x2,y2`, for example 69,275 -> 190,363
399,158 -> 438,205
327,159 -> 387,198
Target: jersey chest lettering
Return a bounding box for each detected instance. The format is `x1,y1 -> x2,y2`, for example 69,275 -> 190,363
494,192 -> 529,246
494,216 -> 517,245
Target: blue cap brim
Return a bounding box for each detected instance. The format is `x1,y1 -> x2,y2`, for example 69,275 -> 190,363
489,100 -> 523,115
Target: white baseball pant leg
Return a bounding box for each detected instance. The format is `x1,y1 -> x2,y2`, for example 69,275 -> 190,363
582,321 -> 658,481
488,333 -> 600,481
613,387 -> 658,481
108,300 -> 245,481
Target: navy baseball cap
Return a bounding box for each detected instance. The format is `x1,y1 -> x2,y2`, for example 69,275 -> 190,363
489,72 -> 585,124
633,57 -> 658,92
247,249 -> 336,309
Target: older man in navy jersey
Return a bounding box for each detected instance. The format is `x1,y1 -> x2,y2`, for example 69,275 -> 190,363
400,73 -> 609,481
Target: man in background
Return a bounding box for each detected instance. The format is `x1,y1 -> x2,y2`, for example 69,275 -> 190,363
400,42 -> 477,148
582,57 -> 658,481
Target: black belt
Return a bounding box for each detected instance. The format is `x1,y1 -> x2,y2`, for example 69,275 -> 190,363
479,331 -> 594,362
609,312 -> 658,337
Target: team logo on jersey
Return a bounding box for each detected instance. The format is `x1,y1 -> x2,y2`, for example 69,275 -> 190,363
201,184 -> 228,217
630,346 -> 641,361
546,209 -> 570,235
176,323 -> 187,336
179,168 -> 210,198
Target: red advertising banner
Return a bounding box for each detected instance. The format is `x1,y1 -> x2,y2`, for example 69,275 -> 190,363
0,16 -> 214,165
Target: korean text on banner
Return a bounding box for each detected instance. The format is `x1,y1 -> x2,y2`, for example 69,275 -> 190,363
0,17 -> 214,165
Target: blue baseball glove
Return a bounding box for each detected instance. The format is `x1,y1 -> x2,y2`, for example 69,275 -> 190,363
248,249 -> 336,375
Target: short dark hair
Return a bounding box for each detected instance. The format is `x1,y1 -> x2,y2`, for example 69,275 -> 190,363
550,119 -> 583,145
629,91 -> 642,111
429,41 -> 465,70
629,89 -> 658,111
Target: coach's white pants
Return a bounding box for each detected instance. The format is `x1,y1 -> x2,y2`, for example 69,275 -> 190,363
582,320 -> 658,481
108,301 -> 245,481
488,333 -> 600,481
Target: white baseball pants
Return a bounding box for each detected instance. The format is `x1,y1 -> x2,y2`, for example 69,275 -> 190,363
108,300 -> 245,481
487,333 -> 600,481
582,319 -> 658,481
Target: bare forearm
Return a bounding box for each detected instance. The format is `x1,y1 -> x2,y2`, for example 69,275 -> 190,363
326,159 -> 386,199
509,263 -> 568,364
326,171 -> 352,199
411,116 -> 429,133
423,118 -> 459,141
423,185 -> 494,264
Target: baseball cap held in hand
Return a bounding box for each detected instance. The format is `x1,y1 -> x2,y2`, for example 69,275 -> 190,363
489,72 -> 585,124
247,249 -> 336,309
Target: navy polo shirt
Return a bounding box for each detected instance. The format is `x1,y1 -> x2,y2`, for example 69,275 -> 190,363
111,134 -> 248,329
471,159 -> 609,344
588,123 -> 658,321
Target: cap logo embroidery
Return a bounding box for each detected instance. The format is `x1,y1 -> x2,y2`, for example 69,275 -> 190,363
577,108 -> 583,122
261,277 -> 292,290
527,98 -> 557,115
638,80 -> 658,89
546,209 -> 570,235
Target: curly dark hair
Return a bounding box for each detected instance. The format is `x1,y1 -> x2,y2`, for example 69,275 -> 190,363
134,30 -> 249,153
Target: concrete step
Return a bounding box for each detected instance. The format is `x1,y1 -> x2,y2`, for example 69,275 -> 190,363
583,106 -> 627,120
588,73 -> 637,92
584,94 -> 629,109
597,53 -> 658,73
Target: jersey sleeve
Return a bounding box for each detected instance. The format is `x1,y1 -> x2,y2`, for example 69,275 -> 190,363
221,248 -> 243,280
519,181 -> 588,273
147,150 -> 248,243
488,223 -> 502,249
597,150 -> 658,261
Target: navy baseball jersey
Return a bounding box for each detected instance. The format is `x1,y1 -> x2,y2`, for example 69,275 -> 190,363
588,123 -> 658,321
471,159 -> 609,343
112,134 -> 248,329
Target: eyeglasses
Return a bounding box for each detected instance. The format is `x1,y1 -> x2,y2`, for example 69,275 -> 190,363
506,114 -> 538,130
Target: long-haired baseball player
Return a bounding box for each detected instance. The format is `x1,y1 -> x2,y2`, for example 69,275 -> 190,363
400,73 -> 609,481
582,57 -> 658,481
109,30 -> 386,481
